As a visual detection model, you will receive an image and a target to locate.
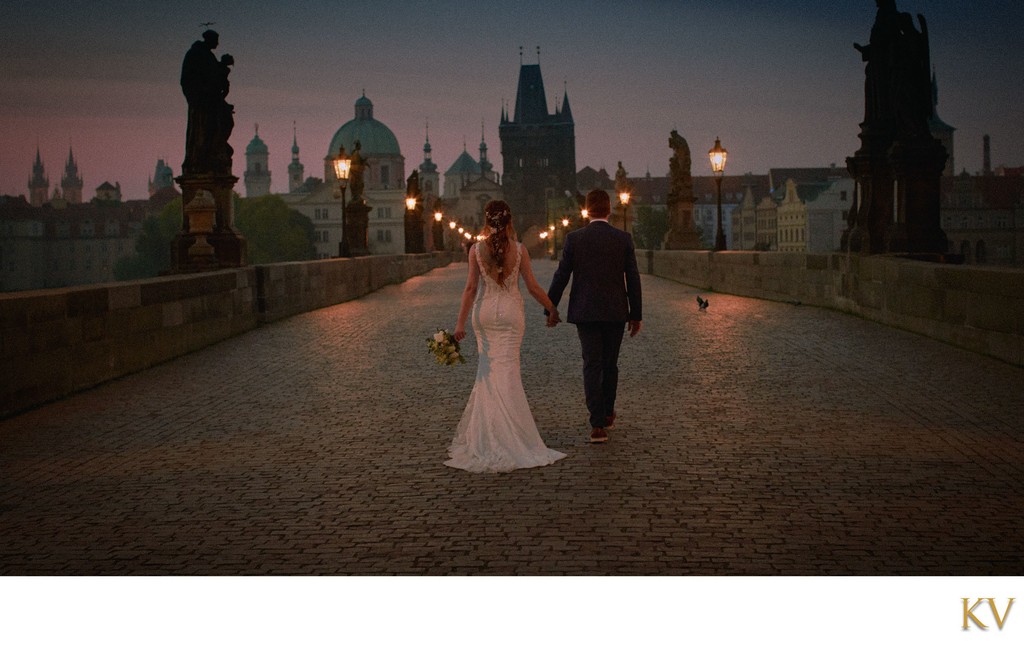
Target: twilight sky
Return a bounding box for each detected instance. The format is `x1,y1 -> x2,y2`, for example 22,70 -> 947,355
2,0 -> 1022,200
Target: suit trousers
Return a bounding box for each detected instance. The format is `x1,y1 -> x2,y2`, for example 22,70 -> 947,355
576,322 -> 626,428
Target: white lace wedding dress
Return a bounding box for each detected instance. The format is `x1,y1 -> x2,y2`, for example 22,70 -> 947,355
445,243 -> 566,473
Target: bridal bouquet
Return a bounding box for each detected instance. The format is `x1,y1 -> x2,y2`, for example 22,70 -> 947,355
427,329 -> 465,366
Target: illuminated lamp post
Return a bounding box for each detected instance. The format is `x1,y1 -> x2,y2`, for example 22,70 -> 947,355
332,146 -> 351,257
619,191 -> 631,234
433,207 -> 444,252
709,137 -> 728,251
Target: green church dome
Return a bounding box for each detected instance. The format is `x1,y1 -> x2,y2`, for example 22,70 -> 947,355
246,125 -> 269,155
327,94 -> 401,158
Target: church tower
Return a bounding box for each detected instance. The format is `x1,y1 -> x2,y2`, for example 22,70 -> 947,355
28,147 -> 49,207
479,121 -> 495,182
499,52 -> 576,231
149,159 -> 174,196
60,147 -> 83,204
287,123 -> 305,193
244,124 -> 271,197
418,123 -> 439,199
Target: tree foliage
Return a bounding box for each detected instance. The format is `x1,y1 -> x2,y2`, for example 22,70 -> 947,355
113,194 -> 317,279
632,205 -> 669,250
234,195 -> 316,264
113,197 -> 181,280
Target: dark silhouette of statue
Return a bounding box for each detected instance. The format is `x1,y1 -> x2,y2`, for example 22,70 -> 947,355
846,0 -> 947,256
181,30 -> 234,175
853,0 -> 899,131
854,0 -> 932,138
663,130 -> 700,249
405,169 -> 420,199
892,12 -> 932,137
668,130 -> 693,200
614,162 -> 630,193
348,140 -> 366,202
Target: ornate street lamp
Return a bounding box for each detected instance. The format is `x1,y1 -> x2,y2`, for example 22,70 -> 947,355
448,220 -> 457,252
709,137 -> 728,251
332,146 -> 351,257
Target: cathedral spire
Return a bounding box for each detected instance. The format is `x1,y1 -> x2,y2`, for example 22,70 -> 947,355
560,82 -> 574,123
287,121 -> 305,193
479,120 -> 492,177
61,145 -> 83,204
29,145 -> 49,207
421,121 -> 436,172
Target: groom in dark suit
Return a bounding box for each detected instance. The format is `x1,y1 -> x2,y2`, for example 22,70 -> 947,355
547,189 -> 643,443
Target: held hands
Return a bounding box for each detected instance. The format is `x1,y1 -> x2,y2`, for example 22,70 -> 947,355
546,308 -> 561,328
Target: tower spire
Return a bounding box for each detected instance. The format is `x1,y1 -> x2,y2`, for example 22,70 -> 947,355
29,145 -> 49,207
287,120 -> 304,192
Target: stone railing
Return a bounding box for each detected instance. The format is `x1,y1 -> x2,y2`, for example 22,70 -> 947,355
641,250 -> 1023,367
1,252 -> 452,418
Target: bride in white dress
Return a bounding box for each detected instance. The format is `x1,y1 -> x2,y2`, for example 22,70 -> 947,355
447,200 -> 567,473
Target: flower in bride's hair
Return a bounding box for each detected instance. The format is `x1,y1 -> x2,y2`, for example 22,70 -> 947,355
426,328 -> 465,366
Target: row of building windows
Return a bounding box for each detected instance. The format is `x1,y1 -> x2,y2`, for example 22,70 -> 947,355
943,215 -> 1013,229
780,228 -> 805,243
517,158 -> 550,168
313,205 -> 400,222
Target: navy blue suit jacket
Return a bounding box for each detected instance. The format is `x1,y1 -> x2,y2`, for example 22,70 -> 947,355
547,220 -> 642,324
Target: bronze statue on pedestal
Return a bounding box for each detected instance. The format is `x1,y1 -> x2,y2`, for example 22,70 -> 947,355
663,130 -> 701,250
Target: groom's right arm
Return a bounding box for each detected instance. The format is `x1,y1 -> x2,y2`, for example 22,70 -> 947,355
546,233 -> 574,316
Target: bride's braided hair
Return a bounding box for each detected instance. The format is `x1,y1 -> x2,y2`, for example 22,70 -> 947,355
483,200 -> 514,285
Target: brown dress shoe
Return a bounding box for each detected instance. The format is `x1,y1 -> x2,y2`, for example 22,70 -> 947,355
590,427 -> 608,443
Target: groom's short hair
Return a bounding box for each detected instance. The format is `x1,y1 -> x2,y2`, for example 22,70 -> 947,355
585,189 -> 610,218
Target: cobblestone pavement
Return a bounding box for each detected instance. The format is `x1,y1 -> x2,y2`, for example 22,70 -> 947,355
2,260 -> 1023,575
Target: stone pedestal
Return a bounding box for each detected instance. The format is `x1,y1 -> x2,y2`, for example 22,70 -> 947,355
405,208 -> 425,254
172,174 -> 246,272
663,192 -> 701,250
345,200 -> 371,257
844,129 -> 947,256
844,145 -> 892,255
432,220 -> 445,252
890,138 -> 948,254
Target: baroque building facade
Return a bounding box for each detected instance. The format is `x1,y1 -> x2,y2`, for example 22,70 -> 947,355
282,94 -> 406,257
0,190 -> 179,292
